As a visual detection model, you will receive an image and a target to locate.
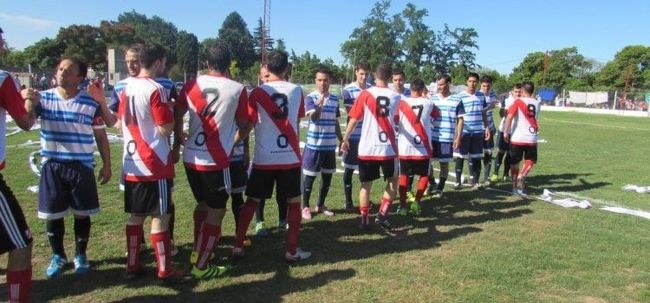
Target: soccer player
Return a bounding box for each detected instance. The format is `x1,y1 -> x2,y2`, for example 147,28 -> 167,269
396,79 -> 439,215
492,83 -> 522,182
453,73 -> 490,190
0,26 -> 37,302
428,75 -> 464,198
173,42 -> 247,279
341,62 -> 370,211
479,76 -> 498,185
30,57 -> 111,278
391,69 -> 411,97
503,81 -> 540,194
301,67 -> 342,220
116,44 -> 183,281
232,51 -> 311,262
341,63 -> 401,230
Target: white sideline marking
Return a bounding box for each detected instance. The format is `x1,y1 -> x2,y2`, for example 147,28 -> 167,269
541,117 -> 650,131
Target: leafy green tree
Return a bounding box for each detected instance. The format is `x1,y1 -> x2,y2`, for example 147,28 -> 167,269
510,47 -> 593,91
116,11 -> 179,66
596,45 -> 650,90
253,18 -> 274,59
401,3 -> 435,80
22,38 -> 65,68
175,30 -> 199,81
56,25 -> 107,69
218,12 -> 256,70
275,39 -> 287,53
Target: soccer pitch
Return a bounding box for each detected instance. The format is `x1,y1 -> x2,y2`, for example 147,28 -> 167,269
0,110 -> 648,302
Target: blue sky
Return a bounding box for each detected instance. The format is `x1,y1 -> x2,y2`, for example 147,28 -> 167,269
1,0 -> 649,74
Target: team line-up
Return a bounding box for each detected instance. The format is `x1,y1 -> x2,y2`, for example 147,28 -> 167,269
0,38 -> 541,302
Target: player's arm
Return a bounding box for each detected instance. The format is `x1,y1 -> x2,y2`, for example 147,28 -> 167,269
234,88 -> 252,144
171,105 -> 186,163
453,117 -> 464,150
481,102 -> 491,141
93,127 -> 112,184
87,81 -> 118,127
341,94 -> 364,154
15,87 -> 38,130
503,113 -> 515,143
308,94 -> 326,121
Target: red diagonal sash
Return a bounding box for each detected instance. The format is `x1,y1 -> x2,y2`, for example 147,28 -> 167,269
364,93 -> 398,155
252,89 -> 301,162
399,102 -> 432,157
187,83 -> 228,168
513,99 -> 538,132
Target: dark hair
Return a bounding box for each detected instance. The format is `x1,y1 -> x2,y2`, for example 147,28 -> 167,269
60,56 -> 88,78
140,43 -> 166,69
410,79 -> 425,92
125,43 -> 143,55
436,74 -> 451,83
480,75 -> 492,84
266,50 -> 289,75
315,66 -> 332,78
355,61 -> 370,72
374,63 -> 392,81
521,81 -> 535,95
392,68 -> 405,77
513,83 -> 522,89
467,72 -> 479,81
206,42 -> 231,73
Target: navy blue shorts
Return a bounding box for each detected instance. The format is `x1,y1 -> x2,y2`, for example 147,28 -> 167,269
124,178 -> 173,216
497,131 -> 510,151
185,167 -> 229,209
342,140 -> 359,169
303,148 -> 336,176
0,174 -> 33,254
38,161 -> 100,220
483,130 -> 495,154
229,161 -> 248,194
358,158 -> 397,182
246,167 -> 302,200
453,134 -> 484,159
432,141 -> 453,163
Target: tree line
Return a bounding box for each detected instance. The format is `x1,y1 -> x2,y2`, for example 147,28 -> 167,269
0,1 -> 648,94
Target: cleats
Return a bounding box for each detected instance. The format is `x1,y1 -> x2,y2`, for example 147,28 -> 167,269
396,206 -> 408,216
490,174 -> 499,182
301,207 -> 312,220
432,190 -> 443,199
243,237 -> 253,247
191,263 -> 228,280
375,215 -> 391,230
255,221 -> 269,237
73,254 -> 90,275
285,247 -> 311,262
159,268 -> 191,284
314,205 -> 334,216
277,220 -> 288,231
409,202 -> 422,216
46,254 -> 67,278
406,191 -> 416,202
453,183 -> 462,190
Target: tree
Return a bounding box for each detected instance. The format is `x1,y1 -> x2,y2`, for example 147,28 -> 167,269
509,47 -> 593,91
275,39 -> 287,53
253,18 -> 274,59
116,11 -> 179,66
433,24 -> 479,77
175,30 -> 199,81
218,12 -> 256,70
401,3 -> 435,80
198,38 -> 218,71
596,45 -> 650,90
22,38 -> 65,68
99,20 -> 137,49
56,25 -> 107,69
341,0 -> 405,69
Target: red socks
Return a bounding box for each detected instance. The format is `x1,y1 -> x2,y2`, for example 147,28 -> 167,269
359,205 -> 369,225
520,160 -> 535,178
415,176 -> 429,202
379,197 -> 392,216
195,223 -> 221,269
287,203 -> 301,255
7,267 -> 31,303
150,231 -> 174,278
511,166 -> 520,188
398,174 -> 409,207
126,224 -> 143,272
193,209 -> 208,250
234,199 -> 258,248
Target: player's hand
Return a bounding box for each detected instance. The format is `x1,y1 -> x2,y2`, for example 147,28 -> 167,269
504,133 -> 510,143
87,80 -> 106,104
484,128 -> 491,141
98,164 -> 112,185
21,88 -> 40,102
339,140 -> 349,155
453,138 -> 461,150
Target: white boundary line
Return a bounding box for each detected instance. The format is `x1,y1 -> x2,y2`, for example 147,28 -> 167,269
540,117 -> 650,131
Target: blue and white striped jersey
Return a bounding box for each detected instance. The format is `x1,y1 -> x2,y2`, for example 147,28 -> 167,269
342,83 -> 368,141
305,91 -> 340,151
37,88 -> 104,167
456,90 -> 487,135
483,90 -> 498,132
431,93 -> 464,143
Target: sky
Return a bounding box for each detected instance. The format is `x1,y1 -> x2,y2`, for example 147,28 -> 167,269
1,0 -> 649,74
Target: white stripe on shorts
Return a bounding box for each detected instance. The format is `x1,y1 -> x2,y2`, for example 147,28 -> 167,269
0,192 -> 27,248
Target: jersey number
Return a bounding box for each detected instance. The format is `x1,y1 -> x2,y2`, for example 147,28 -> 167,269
271,93 -> 289,119
200,88 -> 220,118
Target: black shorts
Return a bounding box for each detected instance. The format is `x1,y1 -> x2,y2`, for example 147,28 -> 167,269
483,130 -> 495,154
358,158 -> 397,182
302,148 -> 336,176
453,134 -> 484,159
0,174 -> 33,254
432,141 -> 453,163
229,161 -> 248,194
246,167 -> 302,200
124,178 -> 173,216
497,131 -> 510,151
185,167 -> 229,209
510,144 -> 538,164
342,140 -> 359,169
399,159 -> 431,177
38,160 -> 100,220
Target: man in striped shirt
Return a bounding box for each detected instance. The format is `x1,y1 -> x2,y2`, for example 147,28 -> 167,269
301,67 -> 342,219
32,57 -> 112,278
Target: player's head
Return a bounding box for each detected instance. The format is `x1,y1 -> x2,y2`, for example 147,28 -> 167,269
315,67 -> 331,93
521,81 -> 534,97
206,41 -> 231,74
354,61 -> 370,85
259,65 -> 270,83
512,83 -> 522,98
391,69 -> 406,91
56,57 -> 88,89
124,43 -> 143,77
480,75 -> 492,93
466,72 -> 479,91
374,63 -> 392,83
410,79 -> 425,96
436,74 -> 452,94
140,43 -> 167,77
265,50 -> 289,77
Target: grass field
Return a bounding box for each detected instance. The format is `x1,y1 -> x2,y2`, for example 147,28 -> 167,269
0,110 -> 649,302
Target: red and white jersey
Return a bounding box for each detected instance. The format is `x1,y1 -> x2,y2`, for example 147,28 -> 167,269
118,77 -> 174,181
348,86 -> 401,160
0,71 -> 27,170
507,97 -> 541,146
177,75 -> 248,171
397,96 -> 440,160
247,80 -> 304,169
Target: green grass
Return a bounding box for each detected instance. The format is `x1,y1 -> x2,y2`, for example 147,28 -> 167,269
0,111 -> 649,302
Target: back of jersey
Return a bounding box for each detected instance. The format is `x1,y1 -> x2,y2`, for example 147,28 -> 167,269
508,97 -> 541,145
398,96 -> 437,159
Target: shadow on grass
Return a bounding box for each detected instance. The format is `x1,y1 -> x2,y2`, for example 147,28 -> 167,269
526,173 -> 611,193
